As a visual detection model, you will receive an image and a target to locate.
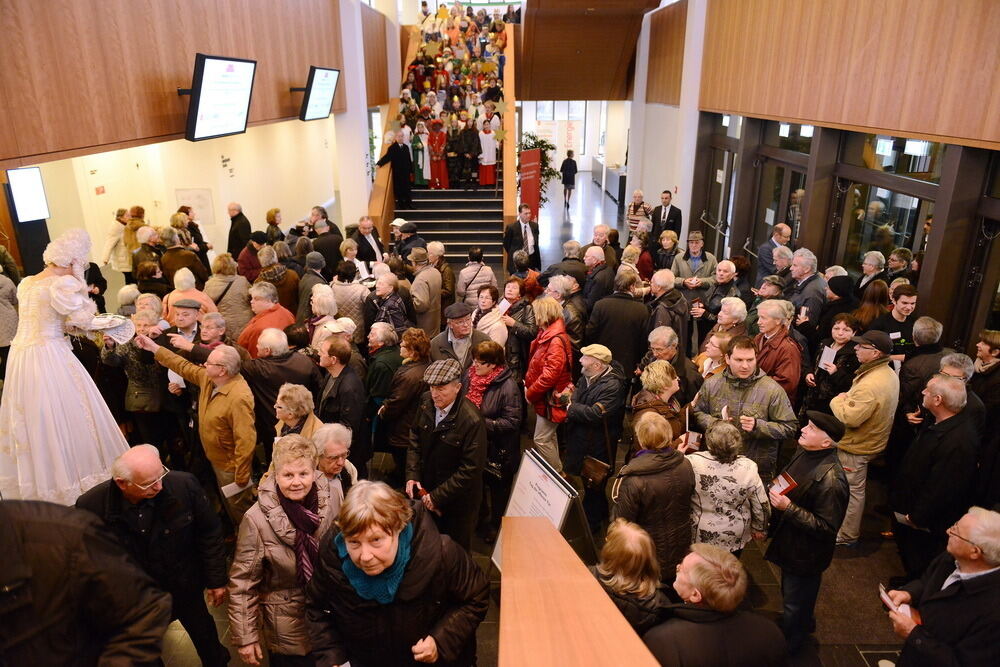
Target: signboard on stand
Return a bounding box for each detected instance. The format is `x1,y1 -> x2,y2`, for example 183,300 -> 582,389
519,147 -> 541,220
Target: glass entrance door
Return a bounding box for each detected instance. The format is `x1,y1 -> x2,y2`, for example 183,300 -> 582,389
704,147 -> 737,258
833,182 -> 934,279
750,161 -> 806,268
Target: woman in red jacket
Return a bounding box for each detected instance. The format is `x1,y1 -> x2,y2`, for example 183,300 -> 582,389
523,296 -> 574,473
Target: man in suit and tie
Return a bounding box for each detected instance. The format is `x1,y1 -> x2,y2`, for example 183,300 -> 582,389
756,223 -> 792,287
502,204 -> 541,272
350,215 -> 385,265
649,190 -> 683,249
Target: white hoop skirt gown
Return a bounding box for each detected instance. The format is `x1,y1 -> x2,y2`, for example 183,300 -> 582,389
0,274 -> 129,504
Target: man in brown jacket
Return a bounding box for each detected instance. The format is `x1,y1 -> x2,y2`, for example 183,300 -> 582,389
159,225 -> 209,289
137,333 -> 257,523
409,247 -> 442,337
428,241 -> 455,322
754,299 -> 803,403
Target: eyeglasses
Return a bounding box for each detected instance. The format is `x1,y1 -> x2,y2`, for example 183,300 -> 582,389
321,453 -> 349,462
134,465 -> 169,490
204,361 -> 224,368
947,524 -> 981,550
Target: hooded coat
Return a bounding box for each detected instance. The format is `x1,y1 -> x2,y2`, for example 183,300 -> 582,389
647,288 -> 689,350
611,448 -> 694,579
305,504 -> 490,667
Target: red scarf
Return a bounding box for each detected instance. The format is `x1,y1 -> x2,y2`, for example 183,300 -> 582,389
466,365 -> 503,408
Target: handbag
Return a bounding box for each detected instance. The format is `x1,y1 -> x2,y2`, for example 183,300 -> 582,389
542,337 -> 573,421
580,409 -> 615,489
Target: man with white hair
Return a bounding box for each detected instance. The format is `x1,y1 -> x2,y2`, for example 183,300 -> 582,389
698,296 -> 747,355
824,265 -> 848,280
136,334 -> 257,523
885,507 -> 1000,665
75,445 -> 230,665
891,374 -> 979,581
540,239 -> 588,288
646,268 -> 688,348
349,215 -> 385,265
581,224 -> 618,270
855,250 -> 889,298
582,245 -> 614,311
691,260 -> 741,355
641,325 -> 704,405
545,274 -> 587,361
238,282 -> 295,358
937,353 -> 986,438
313,423 -> 359,511
227,201 -> 252,257
242,327 -> 323,457
132,225 -> 163,274
785,248 -> 827,343
160,225 -> 208,289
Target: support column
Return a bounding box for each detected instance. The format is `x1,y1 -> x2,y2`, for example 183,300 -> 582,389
801,126 -> 840,263
624,12 -> 652,201
334,0 -> 373,232
672,0 -> 708,238
729,117 -> 764,258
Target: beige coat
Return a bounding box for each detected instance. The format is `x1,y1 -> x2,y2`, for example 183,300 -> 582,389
830,357 -> 900,456
228,474 -> 336,655
410,263 -> 442,337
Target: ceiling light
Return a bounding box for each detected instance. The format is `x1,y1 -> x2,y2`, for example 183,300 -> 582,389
904,139 -> 930,156
800,125 -> 814,138
778,123 -> 790,137
721,115 -> 730,127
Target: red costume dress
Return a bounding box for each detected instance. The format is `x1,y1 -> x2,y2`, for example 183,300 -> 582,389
428,129 -> 450,189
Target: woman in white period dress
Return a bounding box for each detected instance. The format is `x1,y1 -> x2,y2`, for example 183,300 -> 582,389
0,229 -> 129,504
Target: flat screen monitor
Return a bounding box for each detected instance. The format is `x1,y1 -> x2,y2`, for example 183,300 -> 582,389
6,167 -> 50,221
184,53 -> 257,141
299,67 -> 341,121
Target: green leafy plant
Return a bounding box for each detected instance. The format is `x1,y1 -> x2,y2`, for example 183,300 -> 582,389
517,132 -> 561,207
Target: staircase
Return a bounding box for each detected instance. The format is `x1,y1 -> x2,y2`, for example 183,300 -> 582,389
395,174 -> 505,268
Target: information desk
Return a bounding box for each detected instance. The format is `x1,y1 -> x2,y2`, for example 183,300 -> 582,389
499,517 -> 658,667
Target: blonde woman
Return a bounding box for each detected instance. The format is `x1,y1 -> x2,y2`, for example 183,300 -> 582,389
590,519 -> 667,634
229,435 -> 336,666
340,237 -> 371,281
631,359 -> 685,444
274,383 -> 323,440
307,283 -> 338,348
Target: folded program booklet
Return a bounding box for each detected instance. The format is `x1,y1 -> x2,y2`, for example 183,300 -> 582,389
771,472 -> 797,496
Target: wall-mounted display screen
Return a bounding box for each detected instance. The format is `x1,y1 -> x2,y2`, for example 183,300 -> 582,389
6,166 -> 50,221
184,53 -> 257,141
300,67 -> 341,121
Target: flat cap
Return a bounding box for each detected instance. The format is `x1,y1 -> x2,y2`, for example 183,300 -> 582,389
250,231 -> 268,244
334,316 -> 357,336
580,344 -> 612,364
828,275 -> 853,299
399,222 -> 418,234
761,275 -> 785,288
423,359 -> 463,386
390,217 -> 407,227
306,251 -> 326,269
687,230 -> 704,241
320,320 -> 348,334
443,302 -> 475,319
173,298 -> 202,310
806,410 -> 846,443
851,330 -> 893,355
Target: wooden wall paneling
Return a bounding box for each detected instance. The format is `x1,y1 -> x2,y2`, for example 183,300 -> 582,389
0,0 -> 346,164
645,0 -> 687,105
361,4 -> 389,108
700,0 -> 1000,150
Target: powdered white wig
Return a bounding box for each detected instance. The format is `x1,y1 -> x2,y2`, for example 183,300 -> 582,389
43,228 -> 91,283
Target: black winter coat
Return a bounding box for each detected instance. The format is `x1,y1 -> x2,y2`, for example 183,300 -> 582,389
313,231 -> 345,281
643,604 -> 788,667
586,292 -> 650,378
504,298 -> 537,381
243,351 -> 325,446
899,344 -> 954,413
563,292 -> 588,354
582,263 -> 614,312
589,566 -> 667,635
407,394 -> 487,548
476,368 -> 523,475
646,288 -> 689,355
816,295 -> 859,341
564,362 -> 628,474
611,449 -> 694,579
318,365 -> 369,465
381,361 -> 429,449
75,471 -> 227,592
890,412 -> 979,534
898,551 -> 1000,667
0,500 -> 172,666
305,504 -> 490,667
540,256 -> 588,288
227,212 -> 252,257
765,448 -> 848,576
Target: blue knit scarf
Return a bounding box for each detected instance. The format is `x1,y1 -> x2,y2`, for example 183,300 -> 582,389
335,522 -> 414,604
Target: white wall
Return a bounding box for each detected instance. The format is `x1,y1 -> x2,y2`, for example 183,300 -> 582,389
38,117 -> 340,258
604,101 -> 631,167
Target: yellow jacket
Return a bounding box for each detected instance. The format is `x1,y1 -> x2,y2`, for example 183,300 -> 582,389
830,357 -> 899,456
155,347 -> 257,484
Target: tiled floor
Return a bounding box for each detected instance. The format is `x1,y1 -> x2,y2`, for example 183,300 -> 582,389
163,178 -> 906,666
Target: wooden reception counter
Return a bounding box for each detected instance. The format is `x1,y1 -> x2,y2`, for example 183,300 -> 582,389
498,516 -> 659,667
